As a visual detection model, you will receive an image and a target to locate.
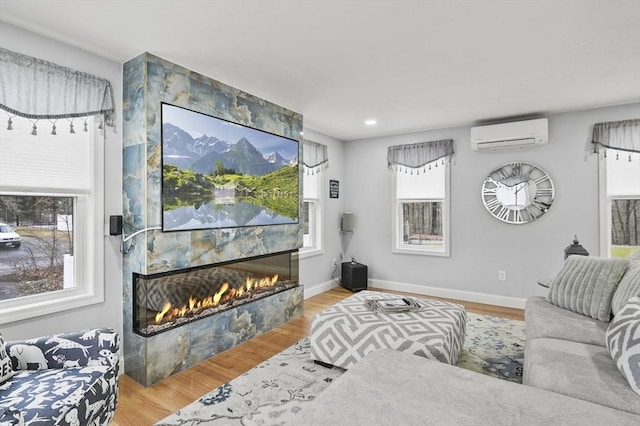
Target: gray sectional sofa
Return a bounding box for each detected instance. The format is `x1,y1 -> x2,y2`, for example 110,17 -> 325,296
524,296 -> 639,415
292,254 -> 640,425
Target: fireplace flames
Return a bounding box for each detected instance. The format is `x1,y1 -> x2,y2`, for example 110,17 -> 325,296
154,274 -> 279,324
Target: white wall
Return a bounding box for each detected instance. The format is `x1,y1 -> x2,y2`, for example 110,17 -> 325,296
299,128 -> 346,297
0,22 -> 123,340
340,103 -> 640,308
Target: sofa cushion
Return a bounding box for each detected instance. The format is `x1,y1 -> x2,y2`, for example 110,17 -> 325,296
291,349 -> 640,425
523,337 -> 640,415
612,252 -> 640,315
606,296 -> 640,396
525,296 -> 608,346
547,255 -> 628,321
0,332 -> 14,385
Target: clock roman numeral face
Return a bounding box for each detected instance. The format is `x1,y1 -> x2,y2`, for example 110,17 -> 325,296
481,162 -> 554,224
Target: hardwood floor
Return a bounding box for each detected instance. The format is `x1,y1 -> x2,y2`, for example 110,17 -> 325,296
112,287 -> 524,425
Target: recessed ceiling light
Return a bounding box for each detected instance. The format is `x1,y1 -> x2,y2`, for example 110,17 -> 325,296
365,119 -> 377,126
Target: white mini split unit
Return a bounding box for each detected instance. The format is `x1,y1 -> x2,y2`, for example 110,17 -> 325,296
470,118 -> 548,151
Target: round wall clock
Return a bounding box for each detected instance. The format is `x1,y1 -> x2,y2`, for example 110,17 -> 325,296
481,162 -> 555,224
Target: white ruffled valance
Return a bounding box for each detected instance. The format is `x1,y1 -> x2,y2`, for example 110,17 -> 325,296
592,118 -> 640,154
302,139 -> 328,174
387,139 -> 454,170
0,47 -> 115,131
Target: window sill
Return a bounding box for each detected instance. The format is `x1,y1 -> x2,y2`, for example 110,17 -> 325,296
0,287 -> 104,325
392,246 -> 450,257
299,247 -> 324,260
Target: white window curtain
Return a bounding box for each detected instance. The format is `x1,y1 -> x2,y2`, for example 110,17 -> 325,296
387,139 -> 454,172
302,139 -> 328,174
0,47 -> 115,133
592,119 -> 640,155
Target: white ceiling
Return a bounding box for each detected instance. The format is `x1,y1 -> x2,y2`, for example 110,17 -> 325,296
1,0 -> 639,141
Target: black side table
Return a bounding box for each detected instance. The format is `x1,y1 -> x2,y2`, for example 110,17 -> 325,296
342,262 -> 368,292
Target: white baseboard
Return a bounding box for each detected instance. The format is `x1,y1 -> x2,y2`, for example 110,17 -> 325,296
303,280 -> 339,299
369,279 -> 526,310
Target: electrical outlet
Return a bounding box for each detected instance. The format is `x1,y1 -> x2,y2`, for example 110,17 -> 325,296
332,258 -> 337,267
498,270 -> 507,281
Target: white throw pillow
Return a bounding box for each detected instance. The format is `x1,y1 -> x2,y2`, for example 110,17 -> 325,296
606,296 -> 640,396
0,332 -> 15,385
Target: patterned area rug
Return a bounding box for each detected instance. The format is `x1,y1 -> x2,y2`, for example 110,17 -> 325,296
156,312 -> 524,426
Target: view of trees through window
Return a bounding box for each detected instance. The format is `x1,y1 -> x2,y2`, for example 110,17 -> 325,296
611,199 -> 639,257
301,168 -> 321,253
301,201 -> 311,247
401,201 -> 443,247
0,195 -> 74,301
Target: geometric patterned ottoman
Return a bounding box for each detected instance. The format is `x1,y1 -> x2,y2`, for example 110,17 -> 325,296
310,290 -> 466,369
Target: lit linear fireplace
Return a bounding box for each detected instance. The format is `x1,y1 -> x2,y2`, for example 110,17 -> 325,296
133,250 -> 299,337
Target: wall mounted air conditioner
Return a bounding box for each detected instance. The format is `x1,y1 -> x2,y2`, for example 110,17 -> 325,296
470,118 -> 548,151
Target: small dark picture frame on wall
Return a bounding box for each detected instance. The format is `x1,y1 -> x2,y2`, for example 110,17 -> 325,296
329,179 -> 339,199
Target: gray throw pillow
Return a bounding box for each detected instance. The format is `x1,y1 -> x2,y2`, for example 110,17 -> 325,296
547,255 -> 628,321
606,296 -> 640,396
612,251 -> 640,315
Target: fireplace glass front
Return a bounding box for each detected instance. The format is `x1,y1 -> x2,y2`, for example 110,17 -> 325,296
133,250 -> 299,336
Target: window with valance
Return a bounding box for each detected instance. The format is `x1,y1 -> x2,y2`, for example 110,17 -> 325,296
302,139 -> 329,174
0,47 -> 111,323
301,139 -> 327,256
594,118 -> 640,259
388,139 -> 454,257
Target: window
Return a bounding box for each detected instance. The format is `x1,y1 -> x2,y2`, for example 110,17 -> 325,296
599,151 -> 640,258
300,170 -> 323,257
0,116 -> 104,323
392,161 -> 450,256
300,138 -> 328,258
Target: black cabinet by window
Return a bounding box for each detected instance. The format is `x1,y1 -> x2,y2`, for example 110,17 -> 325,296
341,262 -> 368,292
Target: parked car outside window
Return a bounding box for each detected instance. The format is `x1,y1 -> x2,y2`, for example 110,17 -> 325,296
0,223 -> 21,248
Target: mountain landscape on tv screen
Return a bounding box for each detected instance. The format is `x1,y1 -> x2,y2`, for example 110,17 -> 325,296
163,123 -> 295,175
161,121 -> 299,231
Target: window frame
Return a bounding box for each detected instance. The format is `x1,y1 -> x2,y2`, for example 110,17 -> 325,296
0,120 -> 104,324
598,152 -> 640,258
299,173 -> 324,259
391,162 -> 451,257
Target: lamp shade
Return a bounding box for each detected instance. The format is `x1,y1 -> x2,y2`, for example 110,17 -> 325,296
564,235 -> 589,260
341,212 -> 356,232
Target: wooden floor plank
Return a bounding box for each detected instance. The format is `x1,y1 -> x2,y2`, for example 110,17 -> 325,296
111,287 -> 524,425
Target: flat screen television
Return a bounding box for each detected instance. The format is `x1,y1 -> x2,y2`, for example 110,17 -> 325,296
161,103 -> 299,232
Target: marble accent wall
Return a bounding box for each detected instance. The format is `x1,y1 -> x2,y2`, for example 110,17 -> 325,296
122,53 -> 303,386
